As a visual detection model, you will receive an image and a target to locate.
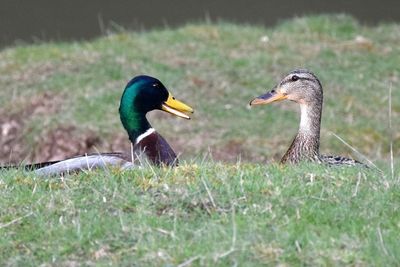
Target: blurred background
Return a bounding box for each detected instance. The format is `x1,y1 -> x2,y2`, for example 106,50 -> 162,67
0,1 -> 399,167
1,0 -> 400,48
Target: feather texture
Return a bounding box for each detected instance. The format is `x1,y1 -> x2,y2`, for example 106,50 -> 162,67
251,69 -> 366,167
1,75 -> 192,175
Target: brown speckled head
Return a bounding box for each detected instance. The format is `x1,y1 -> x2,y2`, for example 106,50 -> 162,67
250,69 -> 323,107
250,69 -> 365,166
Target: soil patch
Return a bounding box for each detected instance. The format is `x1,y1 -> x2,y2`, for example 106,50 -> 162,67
0,92 -> 63,164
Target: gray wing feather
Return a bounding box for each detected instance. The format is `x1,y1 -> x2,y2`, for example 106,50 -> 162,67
34,155 -> 134,176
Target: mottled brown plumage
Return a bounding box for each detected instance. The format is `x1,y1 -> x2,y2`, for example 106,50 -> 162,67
250,69 -> 364,166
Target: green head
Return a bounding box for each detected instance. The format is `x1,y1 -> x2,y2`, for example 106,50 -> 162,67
119,75 -> 193,142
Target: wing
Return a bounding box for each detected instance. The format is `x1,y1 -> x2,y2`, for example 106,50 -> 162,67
1,160 -> 61,170
33,153 -> 133,176
1,152 -> 133,176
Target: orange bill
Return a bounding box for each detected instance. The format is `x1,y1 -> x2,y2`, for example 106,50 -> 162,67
249,89 -> 287,106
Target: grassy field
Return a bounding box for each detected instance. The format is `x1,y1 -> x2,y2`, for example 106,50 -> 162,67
1,163 -> 398,266
0,15 -> 399,265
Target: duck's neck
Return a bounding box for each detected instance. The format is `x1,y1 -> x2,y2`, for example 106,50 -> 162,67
281,101 -> 322,163
124,113 -> 152,143
119,108 -> 178,166
119,91 -> 152,143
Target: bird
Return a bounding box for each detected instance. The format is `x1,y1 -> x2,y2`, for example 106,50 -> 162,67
2,75 -> 193,176
249,69 -> 364,166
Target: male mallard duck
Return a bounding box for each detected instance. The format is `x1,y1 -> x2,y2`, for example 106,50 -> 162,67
250,69 -> 363,166
4,75 -> 193,175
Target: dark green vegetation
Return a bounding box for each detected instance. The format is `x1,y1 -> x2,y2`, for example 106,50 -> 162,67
0,15 -> 399,265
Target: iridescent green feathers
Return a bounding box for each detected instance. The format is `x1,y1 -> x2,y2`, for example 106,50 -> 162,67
119,75 -> 167,142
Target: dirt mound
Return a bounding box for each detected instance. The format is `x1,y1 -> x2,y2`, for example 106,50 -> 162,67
0,92 -> 123,165
34,126 -> 102,162
0,114 -> 26,164
0,92 -> 61,164
36,128 -> 132,162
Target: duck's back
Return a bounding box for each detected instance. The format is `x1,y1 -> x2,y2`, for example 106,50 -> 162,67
320,154 -> 365,166
33,152 -> 134,176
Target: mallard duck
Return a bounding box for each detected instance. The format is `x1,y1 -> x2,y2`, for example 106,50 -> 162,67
250,69 -> 364,166
3,75 -> 193,175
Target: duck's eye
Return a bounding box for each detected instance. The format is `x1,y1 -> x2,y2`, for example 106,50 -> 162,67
153,83 -> 159,87
291,75 -> 299,82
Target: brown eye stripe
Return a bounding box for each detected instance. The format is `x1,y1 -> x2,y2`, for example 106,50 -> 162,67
281,76 -> 315,86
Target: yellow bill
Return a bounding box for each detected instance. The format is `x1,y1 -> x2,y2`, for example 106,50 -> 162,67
161,94 -> 194,119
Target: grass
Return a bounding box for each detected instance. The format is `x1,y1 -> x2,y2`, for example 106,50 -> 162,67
1,163 -> 399,266
0,14 -> 399,265
0,15 -> 399,164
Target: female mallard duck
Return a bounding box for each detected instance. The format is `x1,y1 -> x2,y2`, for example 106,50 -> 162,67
250,69 -> 363,166
5,75 -> 193,175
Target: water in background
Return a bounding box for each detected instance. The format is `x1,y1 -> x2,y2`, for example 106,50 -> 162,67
1,0 -> 399,48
